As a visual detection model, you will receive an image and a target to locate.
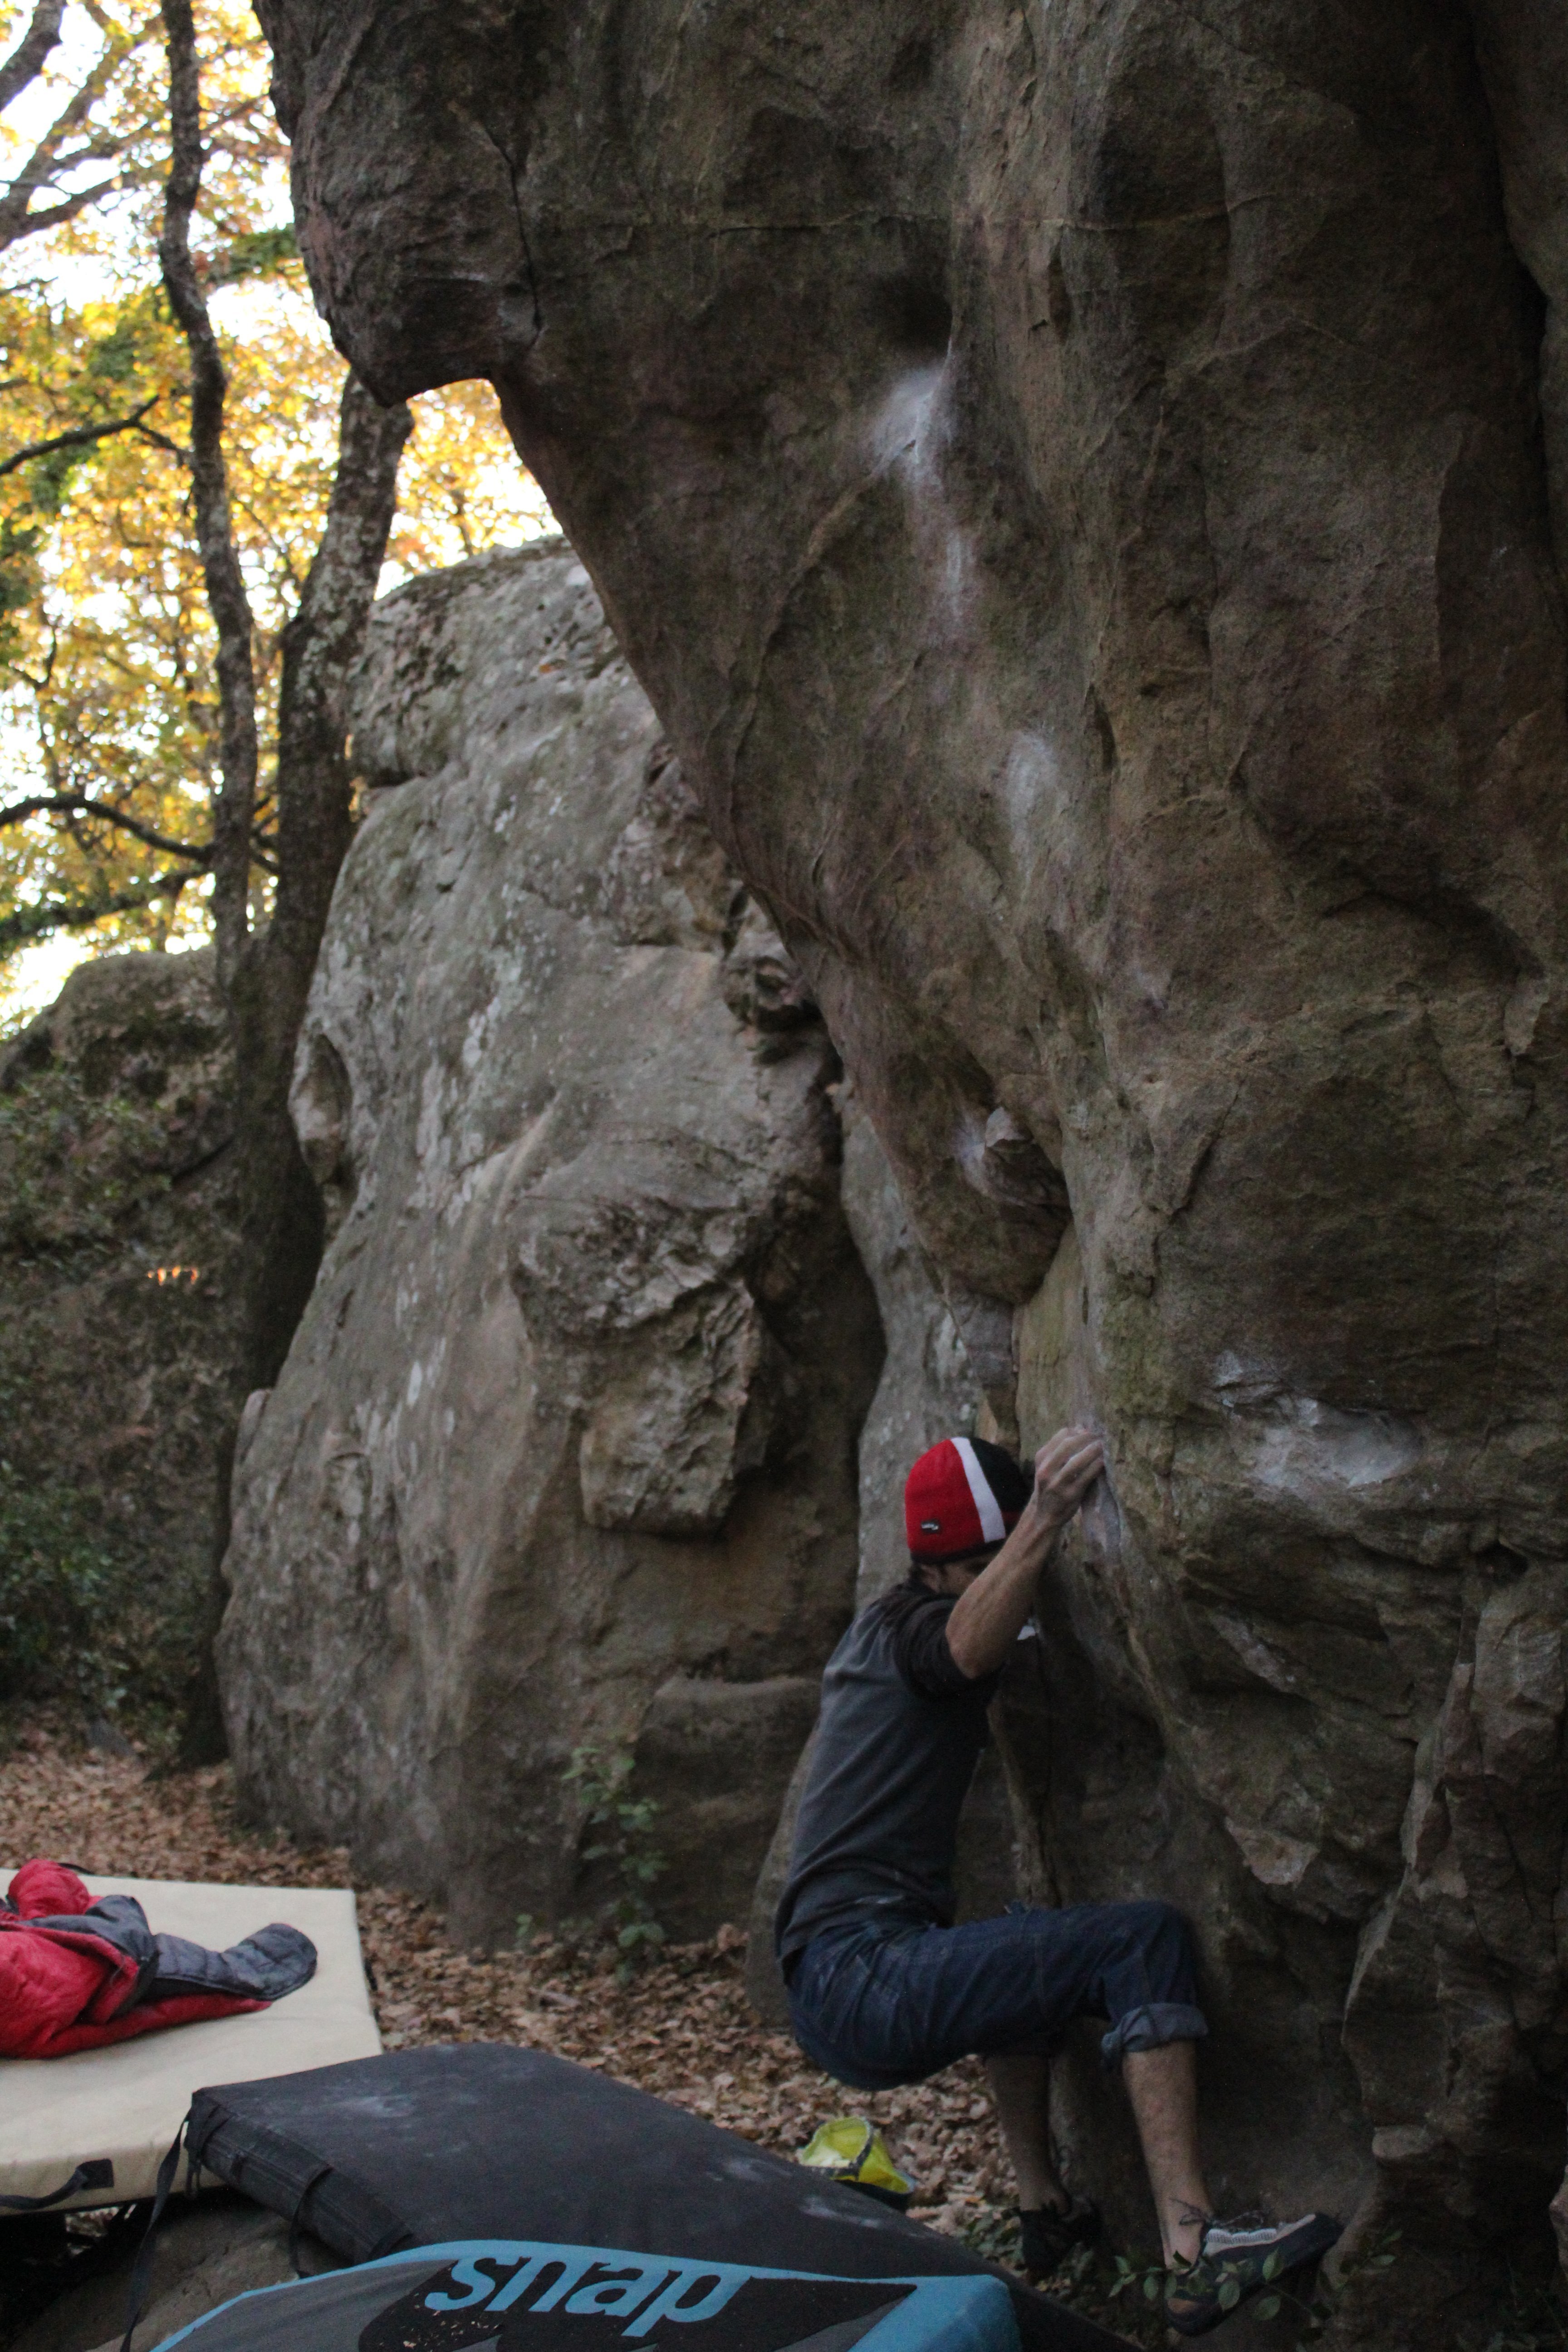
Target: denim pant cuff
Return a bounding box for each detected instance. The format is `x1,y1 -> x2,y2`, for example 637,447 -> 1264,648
1099,2001 -> 1209,2071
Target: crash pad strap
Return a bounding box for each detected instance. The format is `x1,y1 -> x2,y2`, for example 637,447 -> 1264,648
120,2124 -> 189,2352
0,2159 -> 115,2211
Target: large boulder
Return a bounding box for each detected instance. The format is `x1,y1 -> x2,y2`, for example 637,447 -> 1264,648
218,545 -> 883,1947
255,4 -> 1568,2334
0,950 -> 240,1732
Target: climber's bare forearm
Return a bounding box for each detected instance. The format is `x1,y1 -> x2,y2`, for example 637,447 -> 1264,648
944,1427 -> 1104,1679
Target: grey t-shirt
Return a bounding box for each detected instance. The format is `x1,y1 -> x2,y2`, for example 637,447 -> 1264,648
774,1579 -> 1000,1970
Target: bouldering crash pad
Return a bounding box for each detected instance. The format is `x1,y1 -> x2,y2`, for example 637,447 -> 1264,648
145,2239 -> 1024,2352
176,2045 -> 1119,2352
0,1873 -> 379,2211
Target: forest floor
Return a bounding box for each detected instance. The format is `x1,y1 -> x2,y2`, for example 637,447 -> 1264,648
0,1716 -> 1154,2347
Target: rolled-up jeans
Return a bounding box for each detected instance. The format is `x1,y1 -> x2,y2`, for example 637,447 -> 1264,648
787,1900 -> 1208,2091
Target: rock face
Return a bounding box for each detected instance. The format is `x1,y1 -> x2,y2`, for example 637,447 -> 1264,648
0,951 -> 240,1726
836,1087 -> 984,1613
219,545 -> 882,1947
256,6 -> 1568,2335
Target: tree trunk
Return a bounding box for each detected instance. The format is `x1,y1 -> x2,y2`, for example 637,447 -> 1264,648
231,373 -> 412,1396
157,6 -> 413,1756
157,0 -> 257,987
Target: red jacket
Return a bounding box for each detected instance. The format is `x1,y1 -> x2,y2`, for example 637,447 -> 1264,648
0,1859 -> 316,2060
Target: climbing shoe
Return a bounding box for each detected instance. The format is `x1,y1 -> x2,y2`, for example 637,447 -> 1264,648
1165,2211 -> 1343,2336
1017,2196 -> 1101,2278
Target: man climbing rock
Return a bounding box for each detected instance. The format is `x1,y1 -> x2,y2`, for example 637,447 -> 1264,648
776,1428 -> 1340,2336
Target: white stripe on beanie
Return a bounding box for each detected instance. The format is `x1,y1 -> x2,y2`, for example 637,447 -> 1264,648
951,1436 -> 1006,1544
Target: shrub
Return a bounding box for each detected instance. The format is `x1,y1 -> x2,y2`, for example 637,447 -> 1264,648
0,1062 -> 173,1260
0,1462 -> 134,1711
565,1744 -> 668,1980
0,1384 -> 207,1744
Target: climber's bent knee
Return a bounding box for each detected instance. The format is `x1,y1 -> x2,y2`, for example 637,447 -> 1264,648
784,1899 -> 1208,2090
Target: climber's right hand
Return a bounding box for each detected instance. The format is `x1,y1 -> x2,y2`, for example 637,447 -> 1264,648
1026,1425 -> 1105,1537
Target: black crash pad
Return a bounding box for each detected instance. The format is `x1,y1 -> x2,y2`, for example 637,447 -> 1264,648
182,2045 -> 1119,2352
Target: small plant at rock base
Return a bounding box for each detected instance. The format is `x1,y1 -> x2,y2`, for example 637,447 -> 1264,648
1047,2244 -> 1166,2348
1255,2225 -> 1400,2349
564,1744 -> 667,1983
956,2208 -> 1022,2269
1108,2249 -> 1171,2318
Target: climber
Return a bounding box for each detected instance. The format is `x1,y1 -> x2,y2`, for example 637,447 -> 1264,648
776,1428 -> 1341,2337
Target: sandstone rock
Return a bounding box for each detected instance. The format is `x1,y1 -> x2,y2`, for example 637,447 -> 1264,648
9,2197 -> 325,2352
632,1672 -> 819,1943
256,7 -> 1568,2330
0,950 -> 240,1725
837,1087 -> 982,1616
219,546 -> 882,1947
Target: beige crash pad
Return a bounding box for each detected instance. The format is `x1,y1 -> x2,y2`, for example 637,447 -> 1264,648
0,1872 -> 381,2212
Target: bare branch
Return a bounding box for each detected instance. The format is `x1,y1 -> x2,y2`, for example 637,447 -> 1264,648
0,0 -> 64,117
157,0 -> 256,982
0,870 -> 196,952
10,25 -> 130,174
133,419 -> 189,464
0,788 -> 209,862
0,397 -> 159,480
0,22 -> 136,250
0,177 -> 121,249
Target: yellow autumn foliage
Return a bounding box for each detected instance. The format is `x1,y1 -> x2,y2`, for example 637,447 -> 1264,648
0,0 -> 548,979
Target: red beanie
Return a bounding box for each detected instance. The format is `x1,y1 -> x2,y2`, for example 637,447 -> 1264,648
905,1437 -> 1033,1563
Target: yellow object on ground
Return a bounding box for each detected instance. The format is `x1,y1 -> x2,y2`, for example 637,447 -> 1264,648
0,1872 -> 380,2213
797,2116 -> 916,2206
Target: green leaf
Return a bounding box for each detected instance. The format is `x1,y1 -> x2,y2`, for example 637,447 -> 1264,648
206,224 -> 300,288
1218,2280 -> 1241,2310
1142,2273 -> 1161,2302
1263,2252 -> 1283,2281
1256,2295 -> 1281,2320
